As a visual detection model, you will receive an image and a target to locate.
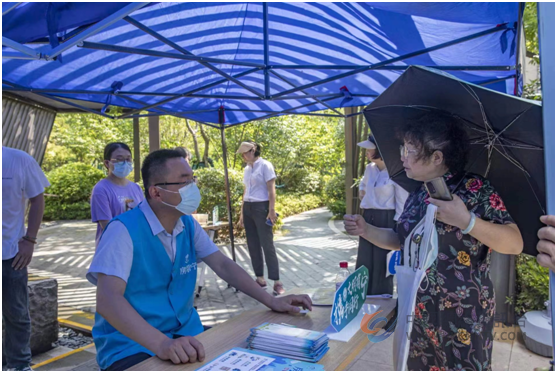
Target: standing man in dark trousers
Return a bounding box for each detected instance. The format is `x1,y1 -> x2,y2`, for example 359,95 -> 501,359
237,142 -> 283,295
2,147 -> 50,371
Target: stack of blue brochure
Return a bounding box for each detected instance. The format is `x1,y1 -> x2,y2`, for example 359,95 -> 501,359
246,323 -> 329,363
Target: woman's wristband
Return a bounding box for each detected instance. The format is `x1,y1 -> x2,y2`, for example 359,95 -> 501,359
461,212 -> 477,235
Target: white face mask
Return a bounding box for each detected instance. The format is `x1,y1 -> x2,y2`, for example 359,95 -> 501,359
157,182 -> 201,215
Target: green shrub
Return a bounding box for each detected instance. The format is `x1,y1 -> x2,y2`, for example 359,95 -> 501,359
323,171 -> 346,218
276,193 -> 323,217
195,167 -> 244,222
279,167 -> 323,194
509,253 -> 550,316
44,163 -> 105,220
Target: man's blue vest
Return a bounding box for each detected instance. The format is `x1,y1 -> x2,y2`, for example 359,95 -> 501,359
93,207 -> 203,370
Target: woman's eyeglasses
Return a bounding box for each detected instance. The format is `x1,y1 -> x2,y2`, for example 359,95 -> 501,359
110,157 -> 133,163
400,145 -> 419,159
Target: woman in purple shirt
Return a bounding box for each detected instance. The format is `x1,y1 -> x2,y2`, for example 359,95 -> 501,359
91,142 -> 144,247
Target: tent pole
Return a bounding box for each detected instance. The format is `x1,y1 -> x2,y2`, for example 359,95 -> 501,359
44,2 -> 149,60
2,36 -> 40,58
219,114 -> 236,262
2,2 -> 22,16
269,70 -> 345,116
269,64 -> 514,70
80,41 -> 265,68
538,2 -> 555,368
263,2 -> 270,99
514,3 -> 525,96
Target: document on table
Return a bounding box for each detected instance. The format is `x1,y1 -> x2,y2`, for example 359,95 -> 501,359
197,348 -> 325,371
197,349 -> 274,371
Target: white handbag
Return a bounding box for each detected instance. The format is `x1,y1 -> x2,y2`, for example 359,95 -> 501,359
393,204 -> 439,371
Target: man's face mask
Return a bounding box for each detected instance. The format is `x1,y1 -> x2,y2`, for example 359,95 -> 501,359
156,181 -> 201,215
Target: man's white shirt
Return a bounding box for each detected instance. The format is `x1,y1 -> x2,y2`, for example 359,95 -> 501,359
2,147 -> 50,260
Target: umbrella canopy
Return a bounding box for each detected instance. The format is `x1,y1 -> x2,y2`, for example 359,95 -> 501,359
2,2 -> 523,125
364,66 -> 544,256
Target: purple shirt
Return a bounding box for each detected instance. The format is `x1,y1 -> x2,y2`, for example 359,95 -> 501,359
91,179 -> 145,245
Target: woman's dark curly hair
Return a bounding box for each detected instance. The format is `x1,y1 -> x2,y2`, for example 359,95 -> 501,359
400,111 -> 470,173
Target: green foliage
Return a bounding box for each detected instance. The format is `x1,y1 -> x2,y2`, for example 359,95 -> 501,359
44,163 -> 105,220
195,167 -> 244,222
275,193 -> 324,218
510,254 -> 550,316
43,108 -> 346,222
280,167 -> 323,194
523,3 -> 539,64
522,79 -> 541,101
324,171 -> 346,218
42,113 -> 141,172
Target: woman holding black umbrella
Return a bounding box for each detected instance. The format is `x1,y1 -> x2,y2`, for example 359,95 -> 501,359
345,112 -> 523,371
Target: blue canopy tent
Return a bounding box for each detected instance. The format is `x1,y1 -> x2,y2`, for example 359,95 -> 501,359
2,2 -> 526,269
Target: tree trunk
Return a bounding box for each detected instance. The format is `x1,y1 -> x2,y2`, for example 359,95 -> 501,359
198,122 -> 210,165
359,115 -> 369,178
185,119 -> 201,160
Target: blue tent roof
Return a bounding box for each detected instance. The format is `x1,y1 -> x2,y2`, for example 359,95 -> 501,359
2,2 -> 523,126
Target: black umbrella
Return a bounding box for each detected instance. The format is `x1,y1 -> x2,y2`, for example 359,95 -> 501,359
364,66 -> 545,256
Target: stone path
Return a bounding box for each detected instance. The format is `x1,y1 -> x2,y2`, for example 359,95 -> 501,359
28,208 -> 551,370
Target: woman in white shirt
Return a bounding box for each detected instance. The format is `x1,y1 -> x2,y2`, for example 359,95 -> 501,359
357,136 -> 408,295
236,141 -> 284,296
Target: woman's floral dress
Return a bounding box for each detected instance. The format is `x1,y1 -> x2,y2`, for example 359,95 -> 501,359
397,172 -> 515,371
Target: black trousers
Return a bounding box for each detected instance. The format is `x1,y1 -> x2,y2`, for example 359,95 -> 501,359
356,208 -> 396,296
2,258 -> 32,370
243,201 -> 280,281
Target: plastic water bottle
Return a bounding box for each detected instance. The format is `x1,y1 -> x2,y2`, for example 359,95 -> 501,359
212,205 -> 219,224
335,261 -> 350,291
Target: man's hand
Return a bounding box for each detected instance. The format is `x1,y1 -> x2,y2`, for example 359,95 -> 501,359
156,336 -> 206,364
537,215 -> 555,272
344,214 -> 367,236
426,195 -> 471,230
237,214 -> 244,229
269,294 -> 313,313
12,239 -> 34,270
267,209 -> 278,224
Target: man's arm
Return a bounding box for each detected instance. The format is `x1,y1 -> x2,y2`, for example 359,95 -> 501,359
203,251 -> 312,312
26,193 -> 45,238
12,193 -> 45,270
96,274 -> 206,364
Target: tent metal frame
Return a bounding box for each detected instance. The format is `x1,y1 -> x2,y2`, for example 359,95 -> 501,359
3,9 -> 517,122
1,2 -> 525,265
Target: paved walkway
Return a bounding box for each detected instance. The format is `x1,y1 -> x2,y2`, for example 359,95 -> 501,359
29,208 -> 550,370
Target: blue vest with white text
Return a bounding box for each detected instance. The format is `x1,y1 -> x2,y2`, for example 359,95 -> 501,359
92,207 -> 203,370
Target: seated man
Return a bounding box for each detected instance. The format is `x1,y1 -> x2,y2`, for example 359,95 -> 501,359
87,149 -> 312,371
